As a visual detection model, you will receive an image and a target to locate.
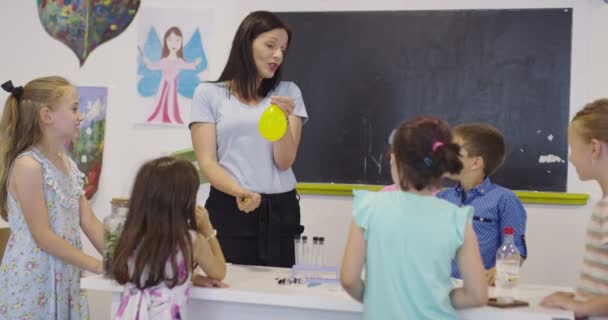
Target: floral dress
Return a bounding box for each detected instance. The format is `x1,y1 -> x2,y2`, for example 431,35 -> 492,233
0,147 -> 89,319
114,249 -> 191,320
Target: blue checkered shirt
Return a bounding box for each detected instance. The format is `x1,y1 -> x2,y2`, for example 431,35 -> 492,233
437,177 -> 527,278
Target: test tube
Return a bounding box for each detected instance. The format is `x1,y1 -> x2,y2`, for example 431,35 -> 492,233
319,237 -> 325,267
312,237 -> 319,267
301,236 -> 308,265
294,235 -> 301,266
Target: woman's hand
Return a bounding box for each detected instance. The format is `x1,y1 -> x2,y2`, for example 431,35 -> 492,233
271,96 -> 295,118
236,190 -> 261,213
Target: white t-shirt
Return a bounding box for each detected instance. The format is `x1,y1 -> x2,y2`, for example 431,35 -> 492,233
189,81 -> 308,194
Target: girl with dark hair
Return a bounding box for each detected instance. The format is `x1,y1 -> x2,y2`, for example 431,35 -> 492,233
112,157 -> 225,319
340,117 -> 488,319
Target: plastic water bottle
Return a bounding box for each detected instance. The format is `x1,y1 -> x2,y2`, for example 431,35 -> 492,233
495,226 -> 520,303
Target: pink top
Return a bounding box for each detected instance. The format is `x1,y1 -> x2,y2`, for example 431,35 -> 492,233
380,184 -> 440,195
381,184 -> 399,192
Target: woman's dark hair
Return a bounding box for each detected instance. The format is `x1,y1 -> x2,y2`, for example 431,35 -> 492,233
392,116 -> 463,191
112,156 -> 199,289
216,11 -> 292,101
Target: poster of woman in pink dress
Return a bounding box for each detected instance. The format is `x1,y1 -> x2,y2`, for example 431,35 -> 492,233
137,8 -> 210,126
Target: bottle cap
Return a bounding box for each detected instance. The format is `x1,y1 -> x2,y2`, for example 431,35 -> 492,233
110,198 -> 129,207
504,227 -> 514,235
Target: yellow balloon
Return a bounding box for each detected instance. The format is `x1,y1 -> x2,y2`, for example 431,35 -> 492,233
258,104 -> 287,141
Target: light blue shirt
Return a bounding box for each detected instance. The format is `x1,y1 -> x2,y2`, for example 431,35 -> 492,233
353,190 -> 472,320
189,81 -> 308,194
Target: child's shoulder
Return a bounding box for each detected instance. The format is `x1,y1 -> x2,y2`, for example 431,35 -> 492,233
436,186 -> 457,198
352,189 -> 397,212
429,195 -> 470,217
12,151 -> 43,173
489,183 -> 522,203
353,189 -> 404,199
12,153 -> 41,170
595,198 -> 608,215
8,154 -> 44,191
358,189 -> 457,209
352,189 -> 378,205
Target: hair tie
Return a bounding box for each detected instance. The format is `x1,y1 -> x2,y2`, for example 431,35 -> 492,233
423,156 -> 433,168
432,141 -> 444,153
388,129 -> 397,145
1,80 -> 24,101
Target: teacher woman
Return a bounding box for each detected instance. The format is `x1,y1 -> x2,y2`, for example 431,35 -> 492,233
189,11 -> 307,267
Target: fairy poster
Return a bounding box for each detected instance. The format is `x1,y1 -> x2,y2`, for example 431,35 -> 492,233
137,8 -> 211,126
68,86 -> 107,199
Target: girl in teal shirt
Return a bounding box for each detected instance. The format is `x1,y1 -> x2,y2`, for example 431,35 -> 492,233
341,116 -> 488,319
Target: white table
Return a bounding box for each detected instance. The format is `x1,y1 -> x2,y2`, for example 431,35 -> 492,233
82,264 -> 574,320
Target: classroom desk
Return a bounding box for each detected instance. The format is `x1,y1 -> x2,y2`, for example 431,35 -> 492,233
82,264 -> 575,320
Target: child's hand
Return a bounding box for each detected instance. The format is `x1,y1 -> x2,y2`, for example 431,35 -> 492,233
270,96 -> 295,118
485,267 -> 496,286
191,274 -> 229,288
92,259 -> 103,275
236,190 -> 261,213
195,206 -> 213,237
540,291 -> 576,309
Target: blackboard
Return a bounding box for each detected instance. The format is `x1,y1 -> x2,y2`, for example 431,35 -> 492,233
277,9 -> 572,192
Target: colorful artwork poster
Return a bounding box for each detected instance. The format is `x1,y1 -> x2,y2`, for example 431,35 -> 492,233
68,86 -> 107,199
136,8 -> 212,126
38,0 -> 140,66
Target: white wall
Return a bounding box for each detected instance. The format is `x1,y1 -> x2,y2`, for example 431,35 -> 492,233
1,0 -> 607,318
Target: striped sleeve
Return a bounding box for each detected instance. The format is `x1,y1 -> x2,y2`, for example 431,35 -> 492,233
590,201 -> 608,246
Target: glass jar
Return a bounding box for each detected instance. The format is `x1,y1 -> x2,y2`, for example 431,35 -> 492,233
103,198 -> 129,277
